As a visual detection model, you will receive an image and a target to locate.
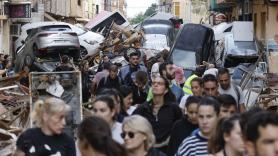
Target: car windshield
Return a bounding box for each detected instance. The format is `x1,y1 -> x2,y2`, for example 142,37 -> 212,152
41,25 -> 72,31
71,26 -> 87,35
143,25 -> 172,35
171,49 -> 196,69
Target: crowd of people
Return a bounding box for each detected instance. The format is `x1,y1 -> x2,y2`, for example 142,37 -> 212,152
12,48 -> 278,156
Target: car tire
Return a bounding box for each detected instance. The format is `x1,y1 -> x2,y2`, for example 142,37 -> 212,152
80,47 -> 88,58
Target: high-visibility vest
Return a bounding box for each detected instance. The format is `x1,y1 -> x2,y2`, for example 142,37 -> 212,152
183,74 -> 198,95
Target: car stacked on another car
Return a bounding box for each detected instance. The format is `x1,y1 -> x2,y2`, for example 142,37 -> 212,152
14,22 -> 104,58
14,24 -> 81,72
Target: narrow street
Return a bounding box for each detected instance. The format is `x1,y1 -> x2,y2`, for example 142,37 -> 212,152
0,0 -> 278,156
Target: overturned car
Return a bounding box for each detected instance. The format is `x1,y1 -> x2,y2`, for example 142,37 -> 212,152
168,23 -> 215,75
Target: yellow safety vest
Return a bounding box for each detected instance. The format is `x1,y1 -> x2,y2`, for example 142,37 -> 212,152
183,74 -> 198,95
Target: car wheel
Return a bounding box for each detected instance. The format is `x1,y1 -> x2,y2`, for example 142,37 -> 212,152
80,47 -> 88,58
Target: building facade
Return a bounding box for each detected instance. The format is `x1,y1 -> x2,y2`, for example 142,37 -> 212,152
159,0 -> 172,13
211,0 -> 278,41
111,0 -> 127,16
172,0 -> 209,24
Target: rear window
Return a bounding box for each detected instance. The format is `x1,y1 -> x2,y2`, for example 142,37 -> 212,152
171,49 -> 197,69
41,25 -> 72,31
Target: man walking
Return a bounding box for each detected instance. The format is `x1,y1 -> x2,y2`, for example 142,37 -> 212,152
217,68 -> 246,112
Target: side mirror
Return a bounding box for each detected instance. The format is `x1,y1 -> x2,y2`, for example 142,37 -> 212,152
21,40 -> 25,44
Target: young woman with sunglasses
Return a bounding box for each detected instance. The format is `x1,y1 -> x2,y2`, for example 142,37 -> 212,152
133,76 -> 182,154
208,114 -> 246,156
77,116 -> 127,156
122,115 -> 166,156
14,98 -> 75,156
90,96 -> 124,144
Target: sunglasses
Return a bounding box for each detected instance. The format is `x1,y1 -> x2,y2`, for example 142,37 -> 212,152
121,131 -> 136,139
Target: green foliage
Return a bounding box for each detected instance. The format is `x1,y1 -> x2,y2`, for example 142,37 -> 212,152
144,3 -> 157,17
130,12 -> 146,24
130,3 -> 157,24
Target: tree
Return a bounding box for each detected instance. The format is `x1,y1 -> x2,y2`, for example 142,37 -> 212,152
130,12 -> 146,24
144,3 -> 157,17
130,3 -> 157,24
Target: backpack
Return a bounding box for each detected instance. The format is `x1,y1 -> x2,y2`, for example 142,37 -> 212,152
232,84 -> 241,108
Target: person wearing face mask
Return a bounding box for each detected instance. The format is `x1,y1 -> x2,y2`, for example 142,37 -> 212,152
14,98 -> 75,156
122,115 -> 166,156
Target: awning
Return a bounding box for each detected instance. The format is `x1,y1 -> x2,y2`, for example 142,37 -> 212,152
44,13 -> 57,21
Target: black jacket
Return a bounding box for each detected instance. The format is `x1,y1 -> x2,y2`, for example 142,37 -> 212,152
132,85 -> 148,105
133,101 -> 182,144
96,76 -> 122,94
167,115 -> 198,156
146,148 -> 167,156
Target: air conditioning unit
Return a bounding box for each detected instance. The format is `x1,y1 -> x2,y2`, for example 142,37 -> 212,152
10,24 -> 21,36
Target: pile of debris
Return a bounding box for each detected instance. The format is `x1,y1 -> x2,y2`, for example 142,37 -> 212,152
85,21 -> 144,66
0,72 -> 30,154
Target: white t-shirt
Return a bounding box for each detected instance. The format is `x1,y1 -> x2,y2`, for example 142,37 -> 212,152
218,84 -> 244,107
179,94 -> 191,110
127,106 -> 137,115
112,122 -> 124,144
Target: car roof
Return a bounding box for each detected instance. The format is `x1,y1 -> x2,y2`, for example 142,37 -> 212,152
22,22 -> 70,31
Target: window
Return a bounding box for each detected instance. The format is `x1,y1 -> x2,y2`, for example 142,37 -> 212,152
40,25 -> 72,31
10,24 -> 21,36
173,2 -> 180,17
224,26 -> 233,32
96,5 -> 99,14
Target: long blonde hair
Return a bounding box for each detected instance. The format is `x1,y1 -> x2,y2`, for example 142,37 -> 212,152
32,97 -> 71,127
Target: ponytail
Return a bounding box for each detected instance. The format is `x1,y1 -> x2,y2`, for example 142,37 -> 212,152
31,97 -> 70,127
32,100 -> 45,127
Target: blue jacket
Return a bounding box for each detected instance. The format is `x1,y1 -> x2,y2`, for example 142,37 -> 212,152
119,64 -> 148,86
